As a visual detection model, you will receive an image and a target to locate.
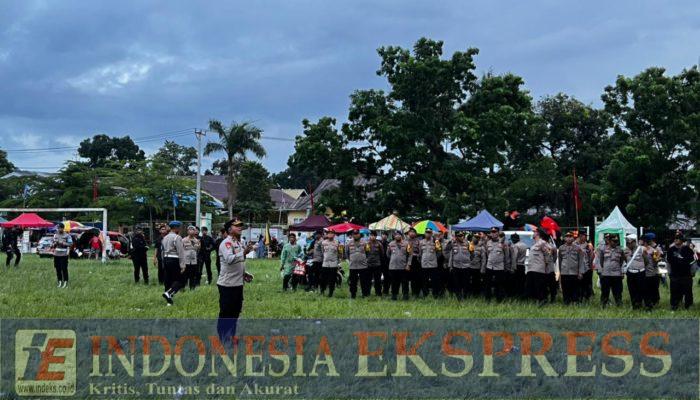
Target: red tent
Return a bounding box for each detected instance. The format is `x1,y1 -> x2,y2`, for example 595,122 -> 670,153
289,215 -> 331,232
327,222 -> 366,234
0,213 -> 54,228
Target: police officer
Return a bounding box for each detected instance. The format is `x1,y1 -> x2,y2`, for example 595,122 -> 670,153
217,217 -> 254,342
546,239 -> 558,303
198,226 -> 216,285
366,231 -> 385,296
182,226 -> 201,290
153,225 -> 168,286
380,231 -> 391,295
3,225 -> 22,267
130,227 -> 149,284
387,231 -> 410,300
466,233 -> 486,297
346,229 -> 371,298
576,232 -> 595,301
319,230 -> 341,297
510,233 -> 528,298
214,228 -> 227,276
525,228 -> 551,304
641,233 -> 662,310
406,228 -> 423,297
446,231 -> 470,300
597,235 -> 627,307
667,233 -> 695,310
624,236 -> 648,310
162,221 -> 187,305
483,227 -> 511,302
305,230 -> 324,292
52,223 -> 73,288
558,232 -> 586,304
419,228 -> 443,298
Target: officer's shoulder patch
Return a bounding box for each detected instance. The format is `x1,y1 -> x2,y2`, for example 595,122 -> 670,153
225,241 -> 232,249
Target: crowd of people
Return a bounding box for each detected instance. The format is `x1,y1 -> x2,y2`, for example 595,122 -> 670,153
285,226 -> 698,311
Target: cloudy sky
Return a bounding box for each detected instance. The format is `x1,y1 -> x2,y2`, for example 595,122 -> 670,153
1,0 -> 698,174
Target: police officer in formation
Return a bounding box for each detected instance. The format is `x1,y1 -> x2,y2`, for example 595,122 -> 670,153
510,233 -> 528,298
641,233 -> 662,309
406,228 -> 423,297
483,227 -> 512,302
319,229 -> 341,297
577,232 -> 595,301
419,228 -> 442,298
445,231 -> 471,300
366,231 -> 385,296
597,234 -> 627,307
345,229 -> 371,298
624,235 -> 648,309
387,231 -> 410,300
305,230 -> 324,292
182,225 -> 201,290
558,231 -> 586,304
524,228 -> 552,304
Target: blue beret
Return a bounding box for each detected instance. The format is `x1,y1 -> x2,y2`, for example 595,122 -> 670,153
169,220 -> 182,228
642,233 -> 656,241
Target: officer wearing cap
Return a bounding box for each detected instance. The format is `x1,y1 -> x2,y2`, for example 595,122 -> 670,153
641,232 -> 662,309
597,234 -> 627,307
130,227 -> 149,285
466,233 -> 486,297
406,227 -> 423,297
510,233 -> 528,298
182,225 -> 201,290
558,231 -> 586,304
667,233 -> 695,310
419,228 -> 443,298
217,217 -> 254,341
445,231 -> 470,300
366,231 -> 385,296
525,228 -> 551,304
624,235 -> 648,310
305,230 -> 324,292
162,221 -> 186,305
386,230 -> 410,300
576,231 -> 595,301
319,229 -> 342,297
345,229 -> 371,298
483,227 -> 511,302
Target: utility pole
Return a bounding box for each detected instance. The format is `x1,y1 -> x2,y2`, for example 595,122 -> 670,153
195,129 -> 205,227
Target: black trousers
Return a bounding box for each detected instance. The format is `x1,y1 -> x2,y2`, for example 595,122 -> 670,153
217,285 -> 243,342
156,256 -> 165,286
508,265 -> 526,298
200,253 -> 212,283
306,261 -> 321,290
423,268 -> 443,298
579,269 -> 594,300
547,272 -> 558,302
643,275 -> 660,309
132,253 -> 148,283
600,276 -> 623,306
525,271 -> 548,304
409,258 -> 424,297
6,247 -> 20,267
368,265 -> 383,296
484,269 -> 506,302
349,269 -> 371,298
560,275 -> 580,304
465,269 -> 482,297
164,258 -> 185,294
626,271 -> 645,309
451,268 -> 469,299
319,267 -> 337,297
390,269 -> 409,300
184,263 -> 198,289
381,262 -> 391,295
670,277 -> 693,310
53,256 -> 69,282
283,273 -> 304,291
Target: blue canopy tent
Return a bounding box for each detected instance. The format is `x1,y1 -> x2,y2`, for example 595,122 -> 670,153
451,210 -> 504,232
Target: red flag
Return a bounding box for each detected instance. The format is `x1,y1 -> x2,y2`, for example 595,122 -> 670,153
540,216 -> 561,239
572,168 -> 582,211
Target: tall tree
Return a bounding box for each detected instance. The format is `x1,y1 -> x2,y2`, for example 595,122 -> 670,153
0,149 -> 15,177
235,161 -> 274,222
204,120 -> 266,217
77,134 -> 145,167
152,141 -> 197,176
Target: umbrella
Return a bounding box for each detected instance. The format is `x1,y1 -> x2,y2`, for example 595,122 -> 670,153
368,213 -> 411,232
412,220 -> 448,234
327,222 -> 366,234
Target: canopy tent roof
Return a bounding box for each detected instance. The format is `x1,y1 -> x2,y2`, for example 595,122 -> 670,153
451,210 -> 504,232
327,222 -> 367,234
369,214 -> 411,232
595,206 -> 637,246
289,215 -> 331,232
0,213 -> 54,228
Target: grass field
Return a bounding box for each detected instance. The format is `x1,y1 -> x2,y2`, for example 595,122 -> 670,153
0,255 -> 697,319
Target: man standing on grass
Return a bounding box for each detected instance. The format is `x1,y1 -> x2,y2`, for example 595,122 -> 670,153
280,233 -> 303,291
182,226 -> 201,290
52,223 -> 72,288
319,230 -> 341,297
214,228 -> 227,276
366,231 -> 384,296
198,226 -> 216,285
3,225 -> 22,268
380,231 -> 391,295
641,233 -> 662,310
509,233 -> 528,298
576,232 -> 595,301
419,228 -> 442,298
466,233 -> 485,297
597,235 -> 627,307
162,221 -> 186,305
217,217 -> 254,342
130,228 -> 149,285
525,228 -> 551,305
558,232 -> 585,304
667,233 -> 695,310
446,231 -> 470,300
346,229 -> 371,298
624,236 -> 648,310
153,224 -> 168,287
387,231 -> 410,301
305,230 -> 323,292
406,228 -> 423,297
483,227 -> 510,302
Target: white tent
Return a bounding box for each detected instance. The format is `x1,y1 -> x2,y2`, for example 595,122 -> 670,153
595,206 -> 637,246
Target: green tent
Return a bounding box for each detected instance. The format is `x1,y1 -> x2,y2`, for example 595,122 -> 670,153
594,206 -> 637,247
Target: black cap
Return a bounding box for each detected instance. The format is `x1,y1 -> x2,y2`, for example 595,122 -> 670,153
490,227 -> 499,233
425,228 -> 433,233
369,231 -> 377,236
224,218 -> 245,231
351,229 -> 360,235
511,232 -> 520,242
455,231 -> 465,237
408,227 -> 417,233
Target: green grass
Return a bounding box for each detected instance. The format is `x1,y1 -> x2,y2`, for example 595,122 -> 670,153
0,256 -> 697,319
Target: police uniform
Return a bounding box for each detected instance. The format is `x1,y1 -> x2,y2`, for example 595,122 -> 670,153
558,241 -> 586,304
198,231 -> 216,285
483,238 -> 511,301
319,237 -> 341,297
3,227 -> 21,267
466,238 -> 486,297
216,219 -> 251,341
161,222 -> 187,304
305,234 -> 324,291
667,239 -> 695,310
624,241 -> 648,309
182,232 -> 201,290
546,242 -> 558,303
419,235 -> 443,298
346,236 -> 371,298
597,243 -> 627,306
577,238 -> 595,300
154,231 -> 166,286
130,231 -> 149,284
510,239 -> 528,298
387,238 -> 410,300
525,237 -> 550,303
642,236 -> 662,309
407,234 -> 423,297
366,237 -> 385,296
380,235 -> 391,295
446,236 -> 470,300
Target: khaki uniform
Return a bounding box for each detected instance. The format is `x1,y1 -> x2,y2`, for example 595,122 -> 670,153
346,238 -> 370,297
387,240 -> 410,299
162,231 -> 186,294
483,239 -> 509,301
419,238 -> 442,297
320,239 -> 341,296
525,239 -> 551,303
597,245 -> 627,306
218,236 -> 246,287
642,244 -> 663,309
558,243 -> 586,304
624,244 -> 649,309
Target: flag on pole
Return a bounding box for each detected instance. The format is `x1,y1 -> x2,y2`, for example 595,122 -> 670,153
22,184 -> 30,199
264,223 -> 271,246
572,168 -> 582,211
540,216 -> 561,239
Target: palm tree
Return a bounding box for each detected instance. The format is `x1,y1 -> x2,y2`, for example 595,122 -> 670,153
204,120 -> 267,217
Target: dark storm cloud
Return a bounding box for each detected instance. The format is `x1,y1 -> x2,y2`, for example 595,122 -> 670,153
1,0 -> 698,172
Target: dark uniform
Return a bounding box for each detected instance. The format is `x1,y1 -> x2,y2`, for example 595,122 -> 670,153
577,238 -> 595,300
380,234 -> 391,295
198,231 -> 216,284
214,230 -> 226,276
366,236 -> 385,296
154,232 -> 165,286
3,227 -> 21,267
130,231 -> 149,284
667,240 -> 695,310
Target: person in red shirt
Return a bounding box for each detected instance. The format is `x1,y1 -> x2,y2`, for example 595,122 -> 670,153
89,234 -> 102,260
